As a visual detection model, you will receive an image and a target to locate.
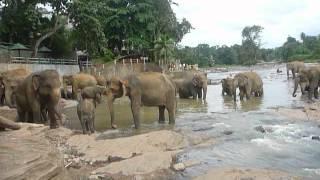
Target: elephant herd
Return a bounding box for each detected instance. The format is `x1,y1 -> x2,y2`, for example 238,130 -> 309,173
0,68 -> 208,133
1,61 -> 318,133
221,61 -> 320,102
221,71 -> 264,101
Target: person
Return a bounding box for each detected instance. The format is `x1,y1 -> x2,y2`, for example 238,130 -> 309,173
277,68 -> 282,73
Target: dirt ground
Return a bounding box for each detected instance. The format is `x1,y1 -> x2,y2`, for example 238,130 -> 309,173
1,100 -> 319,179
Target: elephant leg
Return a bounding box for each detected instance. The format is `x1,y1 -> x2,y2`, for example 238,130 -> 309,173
292,70 -> 295,79
90,114 -> 95,133
158,106 -> 165,123
239,89 -> 244,100
197,88 -> 202,99
167,106 -> 175,125
27,112 -> 33,123
79,115 -> 87,134
72,84 -> 78,99
17,109 -> 26,122
245,87 -> 251,100
314,87 -> 319,99
130,97 -> 141,129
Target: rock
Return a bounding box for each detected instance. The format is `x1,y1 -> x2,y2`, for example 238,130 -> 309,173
311,136 -> 320,141
67,130 -> 186,162
184,160 -> 200,168
172,163 -> 185,171
194,168 -> 300,180
223,130 -> 233,135
255,126 -> 266,133
92,151 -> 177,177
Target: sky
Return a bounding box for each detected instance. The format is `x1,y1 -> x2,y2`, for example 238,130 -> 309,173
172,0 -> 320,48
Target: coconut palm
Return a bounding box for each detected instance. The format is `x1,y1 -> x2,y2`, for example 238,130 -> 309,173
154,35 -> 175,67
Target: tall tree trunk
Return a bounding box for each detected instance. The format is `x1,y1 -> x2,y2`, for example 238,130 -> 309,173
31,17 -> 64,57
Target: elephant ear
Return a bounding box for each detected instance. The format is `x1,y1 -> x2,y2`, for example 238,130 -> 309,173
192,74 -> 201,87
32,74 -> 41,91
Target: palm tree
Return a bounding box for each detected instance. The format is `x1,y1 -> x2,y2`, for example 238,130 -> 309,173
154,35 -> 175,67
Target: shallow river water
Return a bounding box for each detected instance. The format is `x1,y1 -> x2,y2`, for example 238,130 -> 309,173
64,64 -> 320,179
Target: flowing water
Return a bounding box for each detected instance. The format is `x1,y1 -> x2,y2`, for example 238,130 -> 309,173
64,64 -> 320,179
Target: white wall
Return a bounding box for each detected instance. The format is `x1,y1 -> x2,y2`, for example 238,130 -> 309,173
0,63 -> 79,76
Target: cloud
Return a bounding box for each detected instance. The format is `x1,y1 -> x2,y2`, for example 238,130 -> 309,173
172,0 -> 320,48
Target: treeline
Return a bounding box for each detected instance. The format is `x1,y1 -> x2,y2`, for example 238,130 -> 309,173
0,0 -> 192,61
175,27 -> 320,67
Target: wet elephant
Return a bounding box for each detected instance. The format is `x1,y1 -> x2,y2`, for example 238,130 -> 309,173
286,61 -> 305,79
77,98 -> 95,134
0,68 -> 31,107
81,85 -> 106,107
221,77 -> 233,96
15,70 -> 61,128
106,72 -> 176,129
293,66 -> 320,100
168,71 -> 207,100
232,72 -> 263,101
63,73 -> 97,99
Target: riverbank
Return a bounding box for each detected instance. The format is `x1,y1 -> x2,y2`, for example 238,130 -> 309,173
1,100 -> 319,179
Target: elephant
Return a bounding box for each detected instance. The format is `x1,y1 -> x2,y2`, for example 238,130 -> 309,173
0,83 -> 4,105
81,85 -> 106,107
221,77 -> 233,96
286,61 -> 305,79
63,73 -> 97,99
232,72 -> 263,101
15,69 -> 61,128
106,72 -> 176,129
77,98 -> 95,134
0,68 -> 31,107
94,74 -> 107,86
293,66 -> 320,100
168,71 -> 207,100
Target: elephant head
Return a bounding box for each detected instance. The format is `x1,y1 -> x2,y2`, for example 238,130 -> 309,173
32,70 -> 61,127
62,75 -> 73,97
292,75 -> 309,97
192,72 -> 207,100
105,77 -> 127,129
221,78 -> 233,96
232,74 -> 250,101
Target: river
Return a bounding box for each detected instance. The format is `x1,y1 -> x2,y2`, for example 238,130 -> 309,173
64,64 -> 320,179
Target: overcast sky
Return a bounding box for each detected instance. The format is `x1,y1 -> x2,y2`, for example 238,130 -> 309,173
172,0 -> 320,48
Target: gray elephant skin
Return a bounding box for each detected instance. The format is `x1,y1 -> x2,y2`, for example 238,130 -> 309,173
168,71 -> 207,100
286,61 -> 305,79
15,69 -> 62,128
293,66 -> 320,100
231,72 -> 263,101
0,68 -> 31,107
106,72 -> 176,129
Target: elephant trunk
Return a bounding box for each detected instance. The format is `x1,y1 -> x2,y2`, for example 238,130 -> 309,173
4,88 -> 14,108
292,77 -> 299,97
63,82 -> 68,99
107,94 -> 116,129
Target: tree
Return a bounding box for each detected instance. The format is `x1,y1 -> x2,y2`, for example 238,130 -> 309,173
154,35 -> 175,66
241,25 -> 264,65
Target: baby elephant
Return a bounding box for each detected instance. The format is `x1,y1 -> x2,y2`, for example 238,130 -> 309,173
77,98 -> 95,134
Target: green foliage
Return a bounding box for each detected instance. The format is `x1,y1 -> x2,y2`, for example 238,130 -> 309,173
0,0 -> 192,60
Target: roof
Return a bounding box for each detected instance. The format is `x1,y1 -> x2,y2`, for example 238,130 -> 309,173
39,46 -> 52,52
10,43 -> 29,50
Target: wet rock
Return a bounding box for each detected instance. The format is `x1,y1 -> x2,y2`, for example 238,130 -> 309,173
311,136 -> 320,141
67,130 -> 186,162
172,163 -> 185,171
194,168 -> 300,180
223,130 -> 233,135
184,160 -> 200,168
192,127 -> 214,132
92,152 -> 177,177
255,126 -> 266,133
